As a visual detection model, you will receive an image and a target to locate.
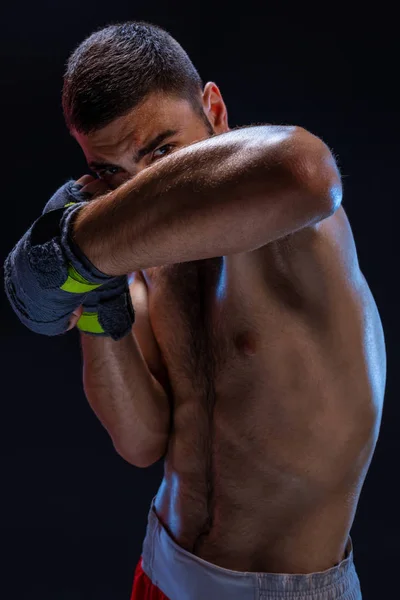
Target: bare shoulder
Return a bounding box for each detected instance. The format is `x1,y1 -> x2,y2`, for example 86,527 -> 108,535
231,204 -> 386,361
253,205 -> 364,312
242,204 -> 386,397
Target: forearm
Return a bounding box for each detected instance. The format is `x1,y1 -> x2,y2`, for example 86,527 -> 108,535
80,332 -> 171,467
73,126 -> 337,276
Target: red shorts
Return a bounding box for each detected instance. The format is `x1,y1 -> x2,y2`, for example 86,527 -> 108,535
131,557 -> 170,600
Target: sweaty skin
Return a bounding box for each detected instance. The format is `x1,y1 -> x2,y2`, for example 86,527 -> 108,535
75,85 -> 386,574
136,222 -> 384,574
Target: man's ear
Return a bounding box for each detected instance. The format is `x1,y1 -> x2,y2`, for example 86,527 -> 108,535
202,82 -> 229,133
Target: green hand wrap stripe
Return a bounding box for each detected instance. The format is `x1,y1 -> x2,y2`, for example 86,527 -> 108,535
78,281 -> 135,340
60,264 -> 103,294
77,311 -> 105,334
59,189 -> 135,340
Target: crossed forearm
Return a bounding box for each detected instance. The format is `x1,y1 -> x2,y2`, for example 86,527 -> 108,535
72,125 -> 332,276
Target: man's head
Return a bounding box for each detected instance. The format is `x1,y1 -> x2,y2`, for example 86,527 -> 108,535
63,21 -> 229,188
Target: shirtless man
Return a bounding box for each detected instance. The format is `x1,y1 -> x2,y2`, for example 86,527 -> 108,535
6,21 -> 386,600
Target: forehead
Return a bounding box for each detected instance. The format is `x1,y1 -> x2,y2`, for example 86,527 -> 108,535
74,92 -> 197,154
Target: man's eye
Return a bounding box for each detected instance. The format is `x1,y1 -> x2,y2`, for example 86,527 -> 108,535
152,144 -> 173,160
97,166 -> 120,178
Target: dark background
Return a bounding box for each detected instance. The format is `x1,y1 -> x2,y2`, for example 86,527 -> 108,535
1,2 -> 397,598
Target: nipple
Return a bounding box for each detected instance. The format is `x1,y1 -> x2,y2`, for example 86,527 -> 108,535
234,332 -> 257,356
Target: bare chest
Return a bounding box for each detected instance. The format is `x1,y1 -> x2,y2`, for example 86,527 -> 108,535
144,257 -> 262,403
140,249 -> 383,571
140,209 -> 386,451
144,255 -> 377,476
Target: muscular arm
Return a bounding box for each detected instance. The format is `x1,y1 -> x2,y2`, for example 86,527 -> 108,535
80,331 -> 170,468
72,126 -> 342,276
79,271 -> 170,468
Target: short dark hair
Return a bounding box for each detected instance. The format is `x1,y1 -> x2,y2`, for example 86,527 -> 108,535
62,21 -> 205,134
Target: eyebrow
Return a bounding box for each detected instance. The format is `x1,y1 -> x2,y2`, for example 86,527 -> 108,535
88,129 -> 180,171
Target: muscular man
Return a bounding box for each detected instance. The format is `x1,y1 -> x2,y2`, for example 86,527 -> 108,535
6,21 -> 386,600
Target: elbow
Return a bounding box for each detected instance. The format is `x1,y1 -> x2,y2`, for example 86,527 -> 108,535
310,169 -> 343,221
314,146 -> 343,216
113,437 -> 167,469
290,127 -> 343,217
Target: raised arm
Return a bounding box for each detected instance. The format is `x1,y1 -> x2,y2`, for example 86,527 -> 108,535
72,125 -> 342,276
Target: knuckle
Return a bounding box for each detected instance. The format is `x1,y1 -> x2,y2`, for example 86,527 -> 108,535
75,174 -> 95,185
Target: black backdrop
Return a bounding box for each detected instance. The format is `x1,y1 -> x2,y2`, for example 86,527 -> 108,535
1,2 -> 397,598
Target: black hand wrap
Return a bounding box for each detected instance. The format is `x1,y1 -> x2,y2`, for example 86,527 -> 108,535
76,276 -> 135,341
4,180 -> 135,340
